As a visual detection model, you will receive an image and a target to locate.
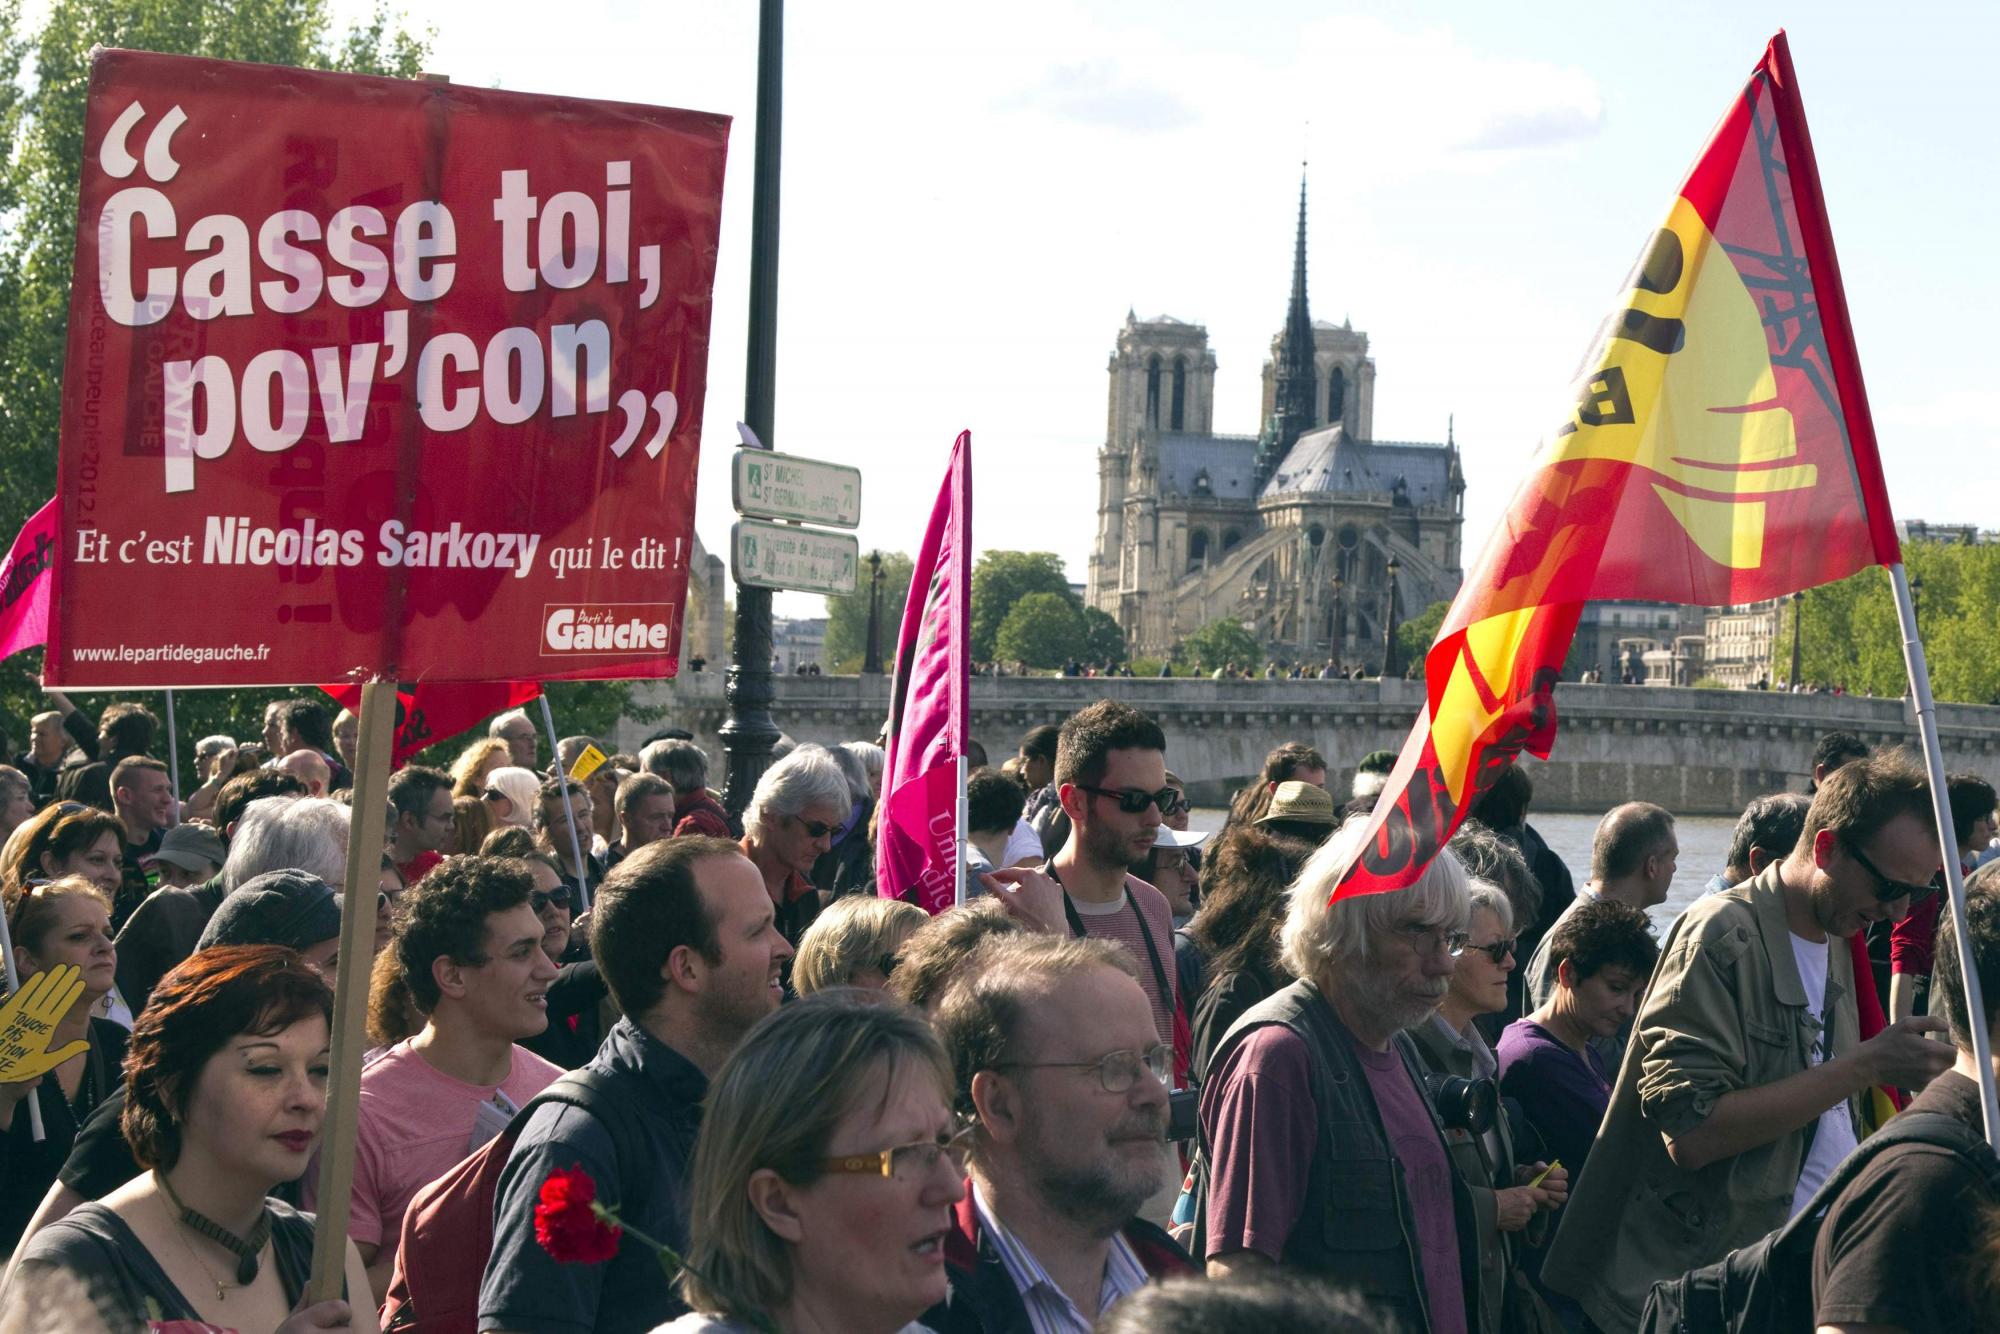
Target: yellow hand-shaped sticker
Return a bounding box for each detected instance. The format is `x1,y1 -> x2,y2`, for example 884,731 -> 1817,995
0,964 -> 91,1085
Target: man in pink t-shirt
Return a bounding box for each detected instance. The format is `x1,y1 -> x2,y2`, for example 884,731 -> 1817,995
342,856 -> 562,1297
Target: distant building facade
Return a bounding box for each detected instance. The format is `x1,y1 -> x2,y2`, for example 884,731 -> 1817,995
1705,600 -> 1784,690
1571,601 -> 1709,684
1086,177 -> 1464,667
772,617 -> 827,673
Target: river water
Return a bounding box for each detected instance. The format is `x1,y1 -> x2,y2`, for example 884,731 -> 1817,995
1191,807 -> 1737,932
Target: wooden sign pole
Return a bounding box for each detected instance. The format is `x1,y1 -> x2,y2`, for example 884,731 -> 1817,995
307,679 -> 396,1302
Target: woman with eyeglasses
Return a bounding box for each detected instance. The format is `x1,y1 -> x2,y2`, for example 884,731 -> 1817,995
481,766 -> 543,831
2,876 -> 124,1254
514,853 -> 608,1069
663,990 -> 966,1334
1406,879 -> 1566,1334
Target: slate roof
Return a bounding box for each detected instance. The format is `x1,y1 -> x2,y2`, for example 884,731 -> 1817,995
1155,433 -> 1260,499
1260,425 -> 1455,504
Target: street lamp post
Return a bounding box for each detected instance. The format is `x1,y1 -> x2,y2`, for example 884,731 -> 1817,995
862,551 -> 885,674
718,0 -> 785,818
1381,555 -> 1401,678
1789,590 -> 1804,689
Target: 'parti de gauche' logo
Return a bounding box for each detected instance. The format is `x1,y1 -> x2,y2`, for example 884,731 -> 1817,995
543,604 -> 677,655
1548,196 -> 1816,571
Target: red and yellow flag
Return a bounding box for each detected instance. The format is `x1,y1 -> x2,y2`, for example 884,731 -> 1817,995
1337,31 -> 1899,900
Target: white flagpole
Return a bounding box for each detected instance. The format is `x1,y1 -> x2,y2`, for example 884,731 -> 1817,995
1889,561 -> 2000,1152
954,751 -> 968,907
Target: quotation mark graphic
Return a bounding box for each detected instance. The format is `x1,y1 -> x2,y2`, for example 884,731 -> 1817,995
609,389 -> 678,460
100,101 -> 187,182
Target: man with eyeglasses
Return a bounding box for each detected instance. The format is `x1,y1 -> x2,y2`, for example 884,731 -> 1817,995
1543,751 -> 1958,1333
1197,817 -> 1479,1333
925,935 -> 1194,1334
739,745 -> 851,949
1045,701 -> 1182,1058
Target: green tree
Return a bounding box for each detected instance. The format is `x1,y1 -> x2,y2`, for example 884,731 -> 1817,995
994,593 -> 1085,670
970,552 -> 1073,662
1778,542 -> 2000,703
1080,607 -> 1127,666
1178,617 -> 1261,673
1396,599 -> 1453,670
822,552 -> 913,673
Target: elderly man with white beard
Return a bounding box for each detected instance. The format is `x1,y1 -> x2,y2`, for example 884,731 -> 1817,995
1195,817 -> 1481,1334
923,935 -> 1196,1334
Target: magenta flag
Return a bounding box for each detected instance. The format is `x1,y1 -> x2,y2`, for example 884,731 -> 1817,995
877,432 -> 972,914
0,500 -> 57,661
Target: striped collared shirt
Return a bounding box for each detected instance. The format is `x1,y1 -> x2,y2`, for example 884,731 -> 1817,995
970,1181 -> 1149,1334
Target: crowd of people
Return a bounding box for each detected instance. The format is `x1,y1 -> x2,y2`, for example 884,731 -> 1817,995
2,691 -> 1997,1334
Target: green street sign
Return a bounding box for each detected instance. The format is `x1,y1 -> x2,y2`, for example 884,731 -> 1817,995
731,449 -> 862,528
730,519 -> 860,596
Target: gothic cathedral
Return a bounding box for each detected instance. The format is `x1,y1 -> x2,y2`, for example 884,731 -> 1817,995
1086,177 -> 1466,669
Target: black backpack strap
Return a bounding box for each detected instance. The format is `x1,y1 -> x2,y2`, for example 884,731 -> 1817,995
509,1069 -> 649,1199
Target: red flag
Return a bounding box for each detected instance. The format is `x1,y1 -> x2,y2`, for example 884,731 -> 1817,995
0,499 -> 57,662
1340,31 -> 1896,900
320,680 -> 543,768
877,433 -> 972,914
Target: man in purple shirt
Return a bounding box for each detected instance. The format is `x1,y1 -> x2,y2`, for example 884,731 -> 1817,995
1197,818 -> 1479,1334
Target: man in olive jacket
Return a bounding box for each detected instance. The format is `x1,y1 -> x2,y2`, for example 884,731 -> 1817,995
1542,753 -> 1954,1330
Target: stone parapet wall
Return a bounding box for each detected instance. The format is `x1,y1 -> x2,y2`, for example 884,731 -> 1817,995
622,676 -> 2000,815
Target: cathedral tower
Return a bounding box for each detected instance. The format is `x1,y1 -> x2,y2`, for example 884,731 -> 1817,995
1256,171 -> 1318,490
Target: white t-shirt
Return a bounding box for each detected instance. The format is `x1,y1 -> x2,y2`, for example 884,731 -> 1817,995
1788,932 -> 1858,1216
1002,816 -> 1043,866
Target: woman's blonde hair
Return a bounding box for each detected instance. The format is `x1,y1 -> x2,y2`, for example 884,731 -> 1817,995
449,737 -> 511,798
5,875 -> 113,968
792,896 -> 928,995
680,991 -> 952,1321
453,794 -> 494,856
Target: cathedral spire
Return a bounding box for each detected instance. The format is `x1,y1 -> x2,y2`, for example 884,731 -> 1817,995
1257,165 -> 1320,489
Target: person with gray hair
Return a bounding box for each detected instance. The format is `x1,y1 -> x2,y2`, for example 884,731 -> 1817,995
644,737 -> 735,839
220,795 -> 351,893
1407,878 -> 1567,1334
488,707 -> 538,769
841,740 -> 884,800
739,746 -> 851,948
1197,817 -> 1480,1332
808,743 -> 876,898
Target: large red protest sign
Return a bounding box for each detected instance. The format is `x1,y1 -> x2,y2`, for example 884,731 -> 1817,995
47,49 -> 728,688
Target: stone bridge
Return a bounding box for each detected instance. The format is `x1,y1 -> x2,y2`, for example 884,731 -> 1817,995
621,676 -> 2000,815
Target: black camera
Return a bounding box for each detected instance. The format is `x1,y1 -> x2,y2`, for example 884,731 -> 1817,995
1168,1088 -> 1199,1142
1423,1072 -> 1498,1136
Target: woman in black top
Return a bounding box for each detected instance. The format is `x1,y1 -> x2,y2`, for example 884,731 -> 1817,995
7,945 -> 371,1332
1181,826 -> 1316,1082
1,875 -> 124,1252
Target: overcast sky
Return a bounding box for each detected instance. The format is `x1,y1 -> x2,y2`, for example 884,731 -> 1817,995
336,0 -> 1999,619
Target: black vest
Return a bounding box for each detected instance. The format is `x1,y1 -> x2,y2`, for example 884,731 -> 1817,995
1198,978 -> 1478,1333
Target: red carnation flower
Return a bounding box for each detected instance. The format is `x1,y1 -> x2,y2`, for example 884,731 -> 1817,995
535,1165 -> 623,1265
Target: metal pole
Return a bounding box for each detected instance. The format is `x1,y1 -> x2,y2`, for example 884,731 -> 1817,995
1889,561 -> 2000,1153
538,694 -> 592,911
1789,591 -> 1804,689
0,885 -> 48,1141
162,689 -> 181,822
719,0 -> 785,817
863,551 -> 884,675
954,751 -> 968,908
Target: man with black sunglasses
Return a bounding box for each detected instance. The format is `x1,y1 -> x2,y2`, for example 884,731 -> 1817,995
1544,751 -> 1956,1332
1045,701 -> 1182,1063
739,745 -> 851,951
